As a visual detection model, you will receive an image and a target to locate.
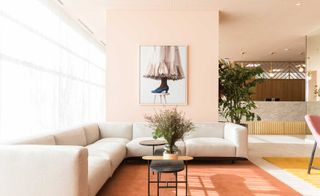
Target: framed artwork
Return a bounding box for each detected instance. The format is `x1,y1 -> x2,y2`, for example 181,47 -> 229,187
139,45 -> 187,105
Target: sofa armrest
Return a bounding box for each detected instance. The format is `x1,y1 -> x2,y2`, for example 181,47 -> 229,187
224,123 -> 248,158
0,145 -> 88,196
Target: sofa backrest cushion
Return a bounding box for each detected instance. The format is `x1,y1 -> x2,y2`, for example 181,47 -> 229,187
54,127 -> 87,146
83,124 -> 100,144
12,135 -> 56,145
184,123 -> 225,139
98,122 -> 132,140
132,123 -> 154,139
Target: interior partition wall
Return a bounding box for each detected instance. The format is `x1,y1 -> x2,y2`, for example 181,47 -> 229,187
0,0 -> 106,141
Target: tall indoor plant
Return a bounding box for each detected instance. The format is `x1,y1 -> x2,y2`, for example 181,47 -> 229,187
145,108 -> 193,159
219,59 -> 264,124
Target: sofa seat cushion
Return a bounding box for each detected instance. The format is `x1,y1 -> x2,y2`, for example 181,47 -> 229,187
185,137 -> 236,157
94,138 -> 130,146
126,137 -> 185,157
86,141 -> 126,174
88,156 -> 111,196
126,137 -> 162,157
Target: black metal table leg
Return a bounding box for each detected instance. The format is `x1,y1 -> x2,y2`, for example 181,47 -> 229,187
308,141 -> 317,174
185,161 -> 188,196
148,160 -> 150,196
175,172 -> 178,196
157,172 -> 160,196
152,147 -> 155,175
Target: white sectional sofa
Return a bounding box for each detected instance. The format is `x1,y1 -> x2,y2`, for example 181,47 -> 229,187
0,122 -> 247,196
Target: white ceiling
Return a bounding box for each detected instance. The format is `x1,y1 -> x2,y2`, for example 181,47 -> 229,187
60,0 -> 320,61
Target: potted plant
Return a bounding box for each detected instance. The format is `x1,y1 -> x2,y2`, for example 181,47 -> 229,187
145,108 -> 194,159
219,59 -> 264,125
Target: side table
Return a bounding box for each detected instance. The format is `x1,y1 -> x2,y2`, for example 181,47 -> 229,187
139,139 -> 167,155
142,156 -> 193,196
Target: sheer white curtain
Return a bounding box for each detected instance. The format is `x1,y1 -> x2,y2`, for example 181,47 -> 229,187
0,0 -> 106,142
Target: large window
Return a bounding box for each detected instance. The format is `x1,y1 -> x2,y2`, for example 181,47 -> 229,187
0,0 -> 106,141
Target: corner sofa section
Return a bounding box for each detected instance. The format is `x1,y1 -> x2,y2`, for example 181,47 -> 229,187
0,122 -> 247,196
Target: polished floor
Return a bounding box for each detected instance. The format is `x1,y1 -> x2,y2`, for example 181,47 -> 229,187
248,135 -> 320,195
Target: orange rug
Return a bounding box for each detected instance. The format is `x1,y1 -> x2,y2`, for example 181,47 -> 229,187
98,161 -> 300,196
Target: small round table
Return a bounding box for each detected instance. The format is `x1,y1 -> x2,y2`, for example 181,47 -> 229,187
139,139 -> 167,155
142,156 -> 193,196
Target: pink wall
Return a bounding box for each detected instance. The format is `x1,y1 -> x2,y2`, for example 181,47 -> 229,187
106,10 -> 219,122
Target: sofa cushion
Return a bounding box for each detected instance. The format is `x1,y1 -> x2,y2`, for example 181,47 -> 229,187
83,124 -> 100,145
184,123 -> 225,139
94,138 -> 130,146
98,122 -> 132,140
126,137 -> 162,157
0,145 -> 88,196
13,135 -> 56,145
88,156 -> 111,196
86,141 -> 126,174
185,137 -> 236,157
54,127 -> 87,146
132,123 -> 154,139
175,140 -> 186,155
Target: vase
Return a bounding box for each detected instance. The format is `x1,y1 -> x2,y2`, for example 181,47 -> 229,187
163,144 -> 179,160
163,152 -> 178,160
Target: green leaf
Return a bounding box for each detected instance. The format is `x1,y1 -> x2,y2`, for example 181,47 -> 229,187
219,59 -> 263,124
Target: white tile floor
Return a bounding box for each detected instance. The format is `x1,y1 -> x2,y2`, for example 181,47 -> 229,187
248,135 -> 320,195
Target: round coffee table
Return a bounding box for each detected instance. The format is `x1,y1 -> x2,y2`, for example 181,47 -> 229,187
139,139 -> 167,155
143,156 -> 193,196
151,160 -> 184,196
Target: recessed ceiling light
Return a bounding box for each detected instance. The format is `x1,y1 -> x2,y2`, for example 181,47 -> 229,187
296,2 -> 303,6
284,48 -> 289,51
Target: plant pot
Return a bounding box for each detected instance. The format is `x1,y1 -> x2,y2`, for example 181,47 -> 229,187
163,144 -> 179,160
163,151 -> 178,160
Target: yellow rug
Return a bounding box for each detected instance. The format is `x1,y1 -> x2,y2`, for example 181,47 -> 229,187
264,157 -> 320,188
